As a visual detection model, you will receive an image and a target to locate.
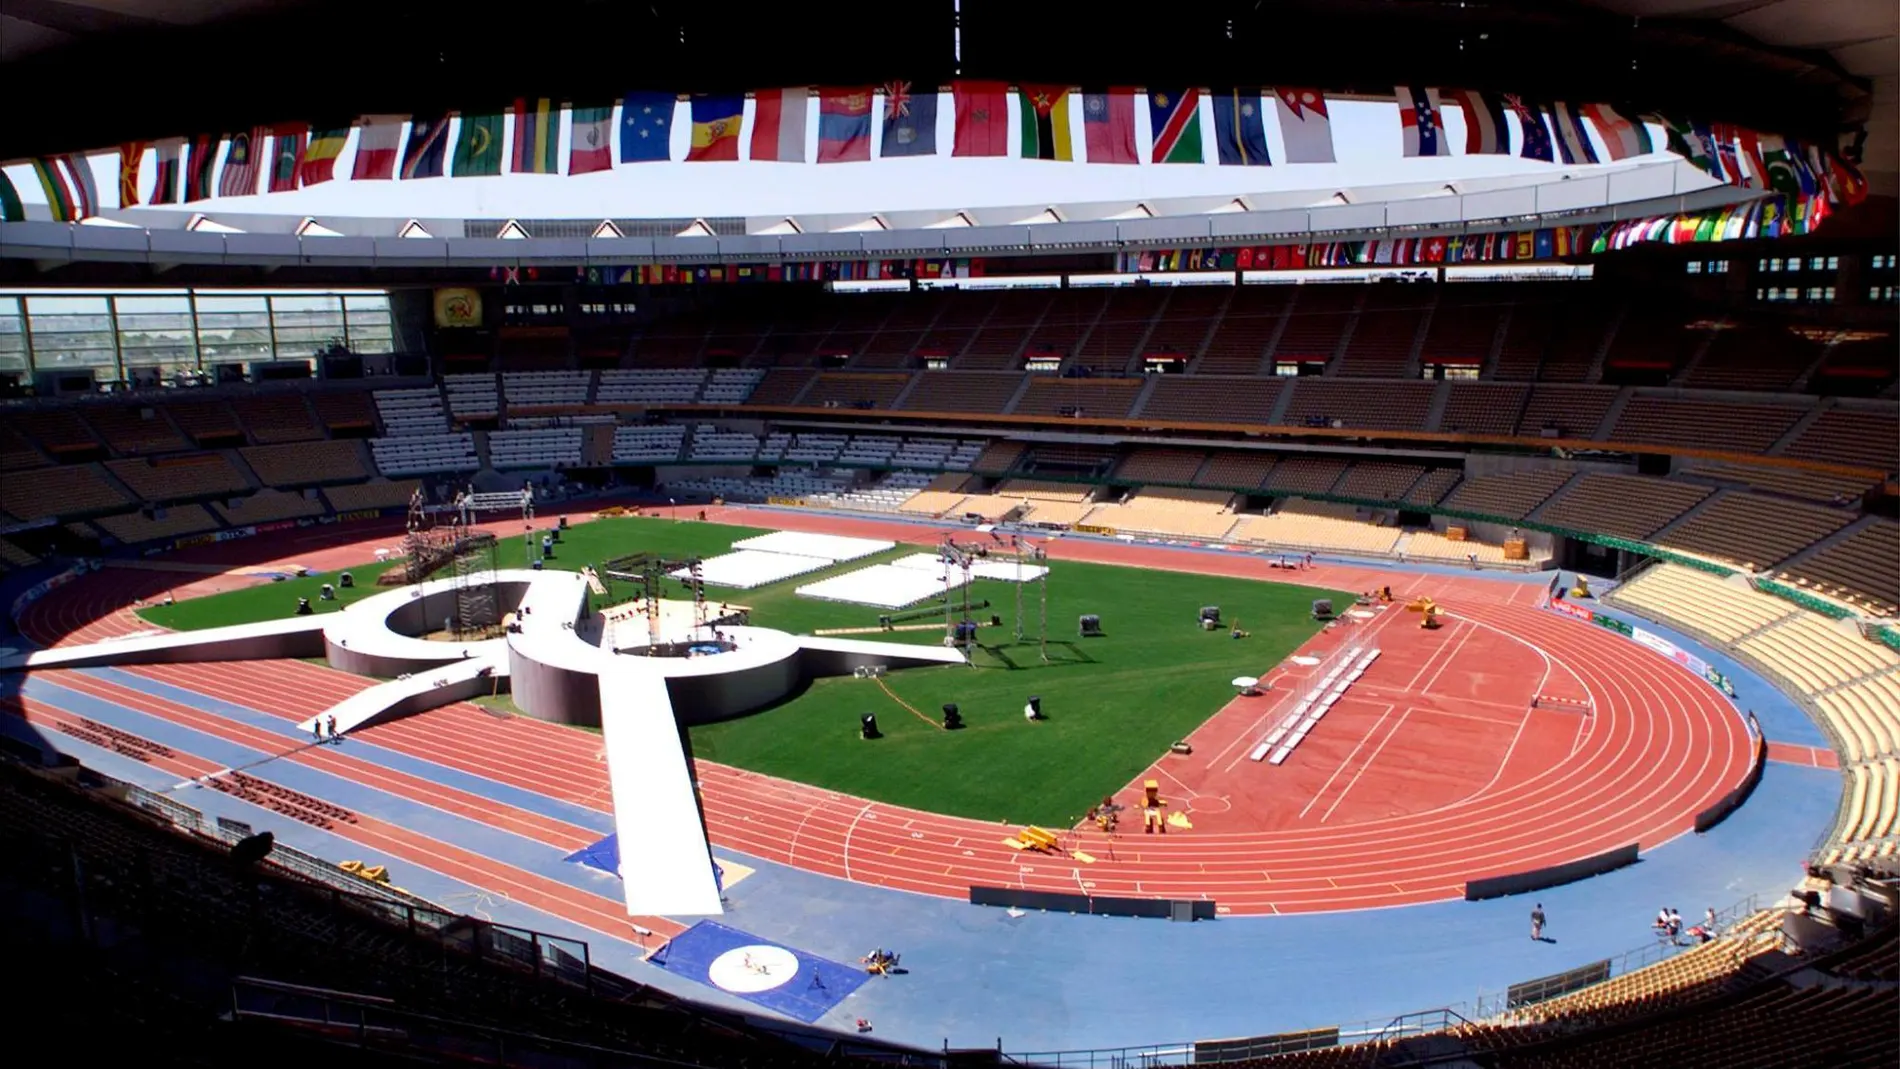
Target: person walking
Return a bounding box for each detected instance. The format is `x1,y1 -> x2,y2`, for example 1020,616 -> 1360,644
1531,903 -> 1546,941
325,713 -> 339,742
311,718 -> 324,743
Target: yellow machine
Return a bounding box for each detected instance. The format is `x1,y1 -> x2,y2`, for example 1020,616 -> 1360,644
1406,596 -> 1444,629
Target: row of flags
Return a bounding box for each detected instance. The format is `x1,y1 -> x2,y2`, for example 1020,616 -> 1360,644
572,258 -> 989,287
1119,191 -> 1835,275
0,83 -> 1865,224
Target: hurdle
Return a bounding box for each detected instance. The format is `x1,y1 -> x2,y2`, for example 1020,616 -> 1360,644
1248,635 -> 1381,765
1532,693 -> 1593,714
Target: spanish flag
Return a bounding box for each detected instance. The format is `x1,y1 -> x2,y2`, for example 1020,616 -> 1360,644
686,95 -> 745,161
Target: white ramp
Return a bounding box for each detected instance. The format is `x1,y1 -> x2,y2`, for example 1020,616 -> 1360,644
0,614 -> 330,673
296,652 -> 508,737
598,663 -> 724,917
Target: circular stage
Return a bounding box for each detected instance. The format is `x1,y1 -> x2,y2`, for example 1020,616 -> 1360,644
708,945 -> 800,993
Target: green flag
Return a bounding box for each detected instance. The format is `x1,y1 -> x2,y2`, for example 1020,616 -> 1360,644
452,113 -> 505,177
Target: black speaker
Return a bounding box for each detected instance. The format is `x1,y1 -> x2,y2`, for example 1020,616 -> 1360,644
860,713 -> 881,740
295,597 -> 313,615
339,571 -> 354,588
1026,696 -> 1043,720
229,830 -> 275,866
942,703 -> 963,730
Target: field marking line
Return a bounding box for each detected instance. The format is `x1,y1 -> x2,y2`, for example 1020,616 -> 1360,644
1296,701 -> 1396,821
1321,704 -> 1419,823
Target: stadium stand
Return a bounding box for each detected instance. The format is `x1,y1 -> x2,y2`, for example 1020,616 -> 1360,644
743,367 -> 816,406
1400,468 -> 1464,507
164,398 -> 244,445
1138,375 -> 1286,423
1082,486 -> 1238,539
1076,284 -> 1170,368
1777,521 -> 1900,616
488,427 -> 583,469
1676,460 -> 1876,504
503,370 -> 591,408
1534,474 -> 1712,541
1405,529 -> 1525,565
595,367 -> 705,405
0,421 -> 49,470
442,372 -> 501,418
1682,318 -> 1822,391
1011,376 -> 1143,419
82,403 -> 187,455
239,441 -> 367,487
93,503 -> 220,543
1607,395 -> 1808,454
1514,384 -> 1619,439
213,488 -> 327,525
1418,286 -> 1508,370
1335,286 -> 1427,377
1262,457 -> 1350,496
1332,462 -> 1427,502
105,453 -> 249,503
895,369 -> 1023,414
1438,382 -> 1529,436
1659,493 -> 1856,571
1230,499 -> 1402,555
1273,285 -> 1359,365
232,392 -> 323,443
1440,470 -> 1573,521
1114,447 -> 1207,485
1281,378 -> 1436,431
1023,287 -> 1110,362
1778,405 -> 1900,475
1609,564 -> 1797,644
611,424 -> 688,464
1195,450 -> 1280,492
800,371 -> 912,409
309,389 -> 376,434
369,432 -> 478,477
322,479 -> 422,514
1155,286 -> 1236,371
0,464 -> 131,519
959,289 -> 1053,368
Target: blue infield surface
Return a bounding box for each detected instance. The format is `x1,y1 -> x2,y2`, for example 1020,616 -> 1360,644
652,920 -> 870,1023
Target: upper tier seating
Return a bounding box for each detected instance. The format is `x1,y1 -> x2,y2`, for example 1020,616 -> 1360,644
1022,288 -> 1110,361
1779,406 -> 1900,474
631,310 -> 713,365
1514,385 -> 1619,439
1660,492 -> 1855,571
0,464 -> 131,519
1332,462 -> 1426,502
889,437 -> 983,471
1678,461 -> 1877,504
1075,285 -> 1169,369
240,441 -> 366,487
1138,376 -> 1284,424
0,421 -> 48,470
494,325 -> 570,369
959,290 -> 1054,369
321,479 -> 421,514
503,370 -> 591,408
1535,474 -> 1711,541
1439,383 -> 1529,436
1273,285 -> 1359,363
1683,319 -> 1821,391
213,488 -> 326,526
895,370 -> 1023,414
1281,379 -> 1436,432
369,433 -> 477,476
686,425 -> 761,463
698,368 -> 765,405
595,368 -> 706,405
1777,520 -> 1900,617
1113,448 -> 1206,485
1194,451 -> 1279,491
310,390 -> 376,433
12,408 -> 99,455
106,454 -> 248,503
1334,286 -> 1428,377
1261,457 -> 1349,496
165,399 -> 243,444
233,392 -> 322,443
799,372 -> 911,409
82,404 -> 187,455
1011,377 -> 1142,419
1419,287 -> 1508,368
1600,303 -> 1699,380
372,388 -> 448,436
852,291 -> 942,365
442,373 -> 500,418
611,425 -> 688,464
743,368 -> 815,407
92,503 -> 219,544
1608,396 -> 1807,454
488,428 -> 583,469
1441,470 -> 1572,520
1197,286 -> 1287,374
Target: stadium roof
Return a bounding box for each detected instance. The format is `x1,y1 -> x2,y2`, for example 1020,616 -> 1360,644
2,0 -> 1890,195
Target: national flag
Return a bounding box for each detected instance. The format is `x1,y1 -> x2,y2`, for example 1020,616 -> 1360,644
1818,149 -> 1867,206
452,113 -> 505,176
1581,104 -> 1651,160
1709,123 -> 1744,186
184,135 -> 220,201
29,159 -> 77,221
400,116 -> 451,179
1148,88 -> 1202,164
268,125 -> 306,192
352,117 -> 405,180
880,81 -> 938,157
1446,89 -> 1509,154
511,99 -> 560,173
118,142 -> 146,207
151,139 -> 183,204
218,126 -> 268,197
301,127 -> 349,185
568,106 -> 614,174
1534,229 -> 1555,259
1549,103 -> 1598,165
817,87 -> 874,163
1736,127 -> 1768,189
1212,88 -> 1271,166
1505,95 -> 1552,161
0,171 -> 22,222
1759,135 -> 1810,196
1396,87 -> 1447,157
685,95 -> 744,162
1420,234 -> 1448,263
1272,88 -> 1334,163
1659,116 -> 1724,181
1019,84 -> 1074,160
1080,88 -> 1137,164
749,88 -> 807,162
952,81 -> 1008,157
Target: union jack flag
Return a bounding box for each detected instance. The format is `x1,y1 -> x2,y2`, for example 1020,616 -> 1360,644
884,81 -> 912,120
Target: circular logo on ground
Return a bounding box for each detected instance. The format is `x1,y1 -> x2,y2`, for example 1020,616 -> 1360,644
707,945 -> 799,993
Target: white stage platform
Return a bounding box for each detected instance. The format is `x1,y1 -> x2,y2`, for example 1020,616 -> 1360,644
730,530 -> 892,562
597,664 -> 723,916
796,563 -> 967,609
890,553 -> 1050,583
679,549 -> 832,589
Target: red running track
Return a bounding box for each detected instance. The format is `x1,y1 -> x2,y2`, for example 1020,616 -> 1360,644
17,505 -> 1755,918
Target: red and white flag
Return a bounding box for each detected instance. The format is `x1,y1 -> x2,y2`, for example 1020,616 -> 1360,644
218,126 -> 270,197
750,88 -> 809,162
1273,88 -> 1335,163
568,106 -> 614,174
1580,103 -> 1652,161
351,116 -> 405,180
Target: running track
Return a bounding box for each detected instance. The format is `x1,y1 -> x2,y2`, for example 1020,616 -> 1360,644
9,505 -> 1755,928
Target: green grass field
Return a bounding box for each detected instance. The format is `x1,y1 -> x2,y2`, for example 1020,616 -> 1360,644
140,516 -> 1347,824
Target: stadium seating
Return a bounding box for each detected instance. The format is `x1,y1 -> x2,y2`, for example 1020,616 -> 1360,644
213,488 -> 326,525
322,479 -> 421,513
1011,376 -> 1143,419
488,428 -> 583,469
1401,468 -> 1464,507
1335,286 -> 1428,377
1281,378 -> 1436,432
0,421 -> 48,470
1262,457 -> 1350,496
369,433 -> 478,476
1075,284 -> 1169,369
595,368 -> 706,405
1682,319 -> 1821,391
1534,474 -> 1712,541
1515,384 -> 1619,439
1777,521 -> 1900,616
1156,286 -> 1237,371
443,372 -> 501,418
959,290 -> 1052,368
611,424 -> 687,464
373,387 -> 449,435
1608,396 -> 1808,455
11,407 -> 99,457
165,399 -> 244,444
895,370 -> 1023,414
1332,462 -> 1427,502
1230,499 -> 1402,555
1439,382 -> 1529,436
232,392 -> 322,443
1139,375 -> 1285,423
310,389 -> 376,433
1273,285 -> 1359,364
0,464 -> 131,519
1418,286 -> 1508,370
93,503 -> 220,543
799,371 -> 912,409
238,440 -> 367,488
106,454 -> 249,503
1405,529 -> 1525,565
1114,447 -> 1206,485
1441,470 -> 1572,521
1779,405 -> 1900,474
1659,492 -> 1855,571
1608,564 -> 1795,644
82,403 -> 187,455
804,470 -> 933,513
698,367 -> 765,404
1195,451 -> 1280,492
1676,461 -> 1876,504
1082,487 -> 1238,539
503,370 -> 591,408
1022,288 -> 1110,363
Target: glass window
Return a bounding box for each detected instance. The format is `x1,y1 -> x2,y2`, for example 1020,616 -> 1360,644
193,294 -> 273,364
343,294 -> 394,353
269,293 -> 345,357
25,295 -> 117,372
114,294 -> 198,374
1710,260 -> 1729,274
1823,287 -> 1836,301
1809,256 -> 1825,271
1825,256 -> 1839,270
1769,258 -> 1782,272
0,296 -> 25,372
1685,261 -> 1702,274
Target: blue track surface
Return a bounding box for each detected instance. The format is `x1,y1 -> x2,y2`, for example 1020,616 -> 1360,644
654,921 -> 869,1023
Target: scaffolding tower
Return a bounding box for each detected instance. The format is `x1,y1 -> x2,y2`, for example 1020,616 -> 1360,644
449,532 -> 501,638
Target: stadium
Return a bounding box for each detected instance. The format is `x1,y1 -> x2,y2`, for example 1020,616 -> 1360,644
0,1 -> 1895,1066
